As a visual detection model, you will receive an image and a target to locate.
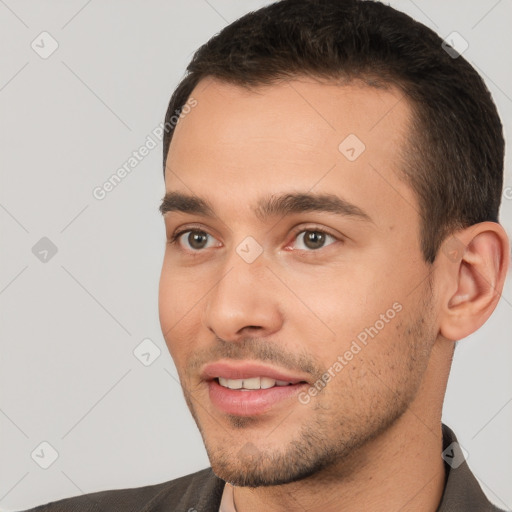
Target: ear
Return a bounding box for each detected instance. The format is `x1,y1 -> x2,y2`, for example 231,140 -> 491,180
437,222 -> 510,341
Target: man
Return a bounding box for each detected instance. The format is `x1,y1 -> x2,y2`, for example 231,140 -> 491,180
21,0 -> 509,510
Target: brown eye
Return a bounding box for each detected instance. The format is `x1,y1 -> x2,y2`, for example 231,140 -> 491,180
170,229 -> 218,251
302,231 -> 327,249
187,231 -> 209,250
293,230 -> 336,251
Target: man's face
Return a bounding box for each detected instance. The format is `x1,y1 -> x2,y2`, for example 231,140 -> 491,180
159,77 -> 439,486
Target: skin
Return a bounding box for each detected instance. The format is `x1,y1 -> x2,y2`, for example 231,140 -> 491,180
158,76 -> 509,511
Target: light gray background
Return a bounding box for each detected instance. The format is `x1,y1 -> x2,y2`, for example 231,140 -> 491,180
1,1 -> 511,510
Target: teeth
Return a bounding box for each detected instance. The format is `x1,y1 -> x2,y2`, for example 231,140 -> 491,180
217,377 -> 294,390
242,377 -> 261,390
218,377 -> 242,389
260,377 -> 275,389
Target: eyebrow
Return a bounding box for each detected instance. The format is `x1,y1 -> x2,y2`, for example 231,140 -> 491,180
159,191 -> 373,223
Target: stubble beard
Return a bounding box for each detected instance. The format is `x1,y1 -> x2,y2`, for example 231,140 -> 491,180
181,292 -> 435,487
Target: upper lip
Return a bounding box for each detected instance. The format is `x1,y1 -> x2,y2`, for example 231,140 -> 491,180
201,360 -> 310,384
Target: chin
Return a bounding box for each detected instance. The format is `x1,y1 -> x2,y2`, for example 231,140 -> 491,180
211,460 -> 324,487
207,437 -> 340,488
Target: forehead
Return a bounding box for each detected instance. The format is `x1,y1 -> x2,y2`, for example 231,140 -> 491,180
164,77 -> 418,232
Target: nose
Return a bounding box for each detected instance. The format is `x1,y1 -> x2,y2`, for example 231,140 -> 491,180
202,252 -> 284,342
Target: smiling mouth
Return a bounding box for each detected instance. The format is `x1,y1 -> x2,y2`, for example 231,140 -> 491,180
206,376 -> 309,416
215,376 -> 304,390
201,360 -> 312,415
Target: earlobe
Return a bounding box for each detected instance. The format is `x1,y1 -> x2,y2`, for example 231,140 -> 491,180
438,222 -> 510,342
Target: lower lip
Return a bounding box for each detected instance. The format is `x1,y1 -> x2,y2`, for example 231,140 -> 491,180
207,379 -> 308,416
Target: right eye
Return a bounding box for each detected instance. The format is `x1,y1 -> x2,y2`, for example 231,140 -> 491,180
168,229 -> 221,252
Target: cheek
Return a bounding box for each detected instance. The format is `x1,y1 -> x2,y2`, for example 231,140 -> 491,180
158,265 -> 200,359
281,256 -> 414,369
159,255 -> 204,316
285,262 -> 390,332
158,272 -> 178,334
308,313 -> 423,421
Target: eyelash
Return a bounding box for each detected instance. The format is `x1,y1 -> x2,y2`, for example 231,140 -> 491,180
167,225 -> 341,255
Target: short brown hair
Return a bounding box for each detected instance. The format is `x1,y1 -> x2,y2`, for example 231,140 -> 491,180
162,0 -> 504,263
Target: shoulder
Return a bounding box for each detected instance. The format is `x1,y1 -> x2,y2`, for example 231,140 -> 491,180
439,425 -> 507,512
17,467 -> 225,512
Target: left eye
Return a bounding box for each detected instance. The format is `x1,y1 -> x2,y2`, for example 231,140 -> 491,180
291,229 -> 337,251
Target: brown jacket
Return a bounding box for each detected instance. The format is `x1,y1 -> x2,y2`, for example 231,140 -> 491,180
19,425 -> 506,511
